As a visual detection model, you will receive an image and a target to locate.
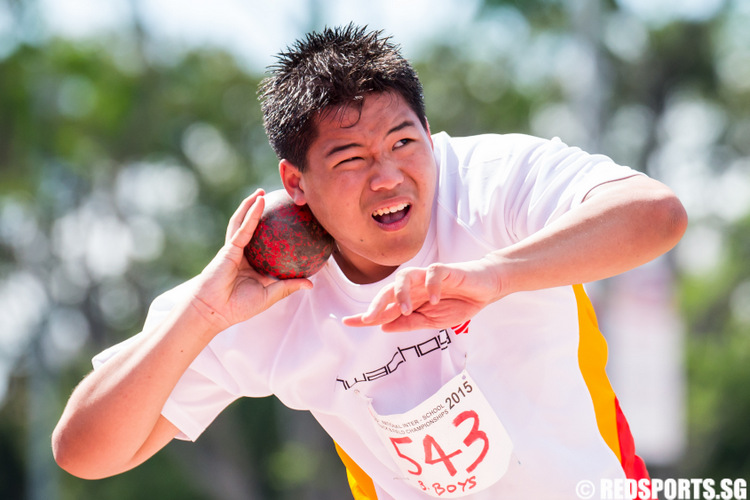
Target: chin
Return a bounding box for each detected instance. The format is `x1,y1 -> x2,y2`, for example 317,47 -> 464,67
372,246 -> 421,268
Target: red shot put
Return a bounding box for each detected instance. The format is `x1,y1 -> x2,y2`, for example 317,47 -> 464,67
244,189 -> 334,279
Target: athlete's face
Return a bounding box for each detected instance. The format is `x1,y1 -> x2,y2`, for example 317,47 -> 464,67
281,92 -> 437,284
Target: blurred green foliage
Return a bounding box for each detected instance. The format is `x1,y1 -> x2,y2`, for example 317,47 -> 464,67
1,0 -> 749,499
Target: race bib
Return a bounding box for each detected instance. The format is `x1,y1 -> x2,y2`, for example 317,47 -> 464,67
367,370 -> 513,497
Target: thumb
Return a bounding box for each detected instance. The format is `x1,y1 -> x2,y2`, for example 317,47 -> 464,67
264,278 -> 313,306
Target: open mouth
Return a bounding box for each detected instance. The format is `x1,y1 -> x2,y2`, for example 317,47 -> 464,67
372,202 -> 411,224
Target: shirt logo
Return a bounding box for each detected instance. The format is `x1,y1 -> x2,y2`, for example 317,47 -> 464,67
335,320 -> 473,391
336,329 -> 452,391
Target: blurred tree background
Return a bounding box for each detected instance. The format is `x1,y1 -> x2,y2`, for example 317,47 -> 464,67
1,0 -> 748,498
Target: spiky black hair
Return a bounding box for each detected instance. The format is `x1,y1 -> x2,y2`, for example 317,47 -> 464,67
259,23 -> 426,170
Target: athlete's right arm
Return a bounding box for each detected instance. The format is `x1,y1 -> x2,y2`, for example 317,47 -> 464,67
51,189 -> 312,479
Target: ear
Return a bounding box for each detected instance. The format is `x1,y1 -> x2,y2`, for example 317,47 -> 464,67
425,119 -> 434,149
279,159 -> 307,206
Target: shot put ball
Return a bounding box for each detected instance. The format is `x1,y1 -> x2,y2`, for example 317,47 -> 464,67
244,189 -> 334,279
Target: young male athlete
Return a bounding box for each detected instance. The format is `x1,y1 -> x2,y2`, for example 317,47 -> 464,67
52,25 -> 688,499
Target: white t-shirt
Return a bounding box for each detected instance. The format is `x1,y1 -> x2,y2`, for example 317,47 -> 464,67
94,132 -> 646,499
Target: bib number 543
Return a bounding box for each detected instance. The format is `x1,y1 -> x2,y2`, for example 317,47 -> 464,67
389,410 -> 489,477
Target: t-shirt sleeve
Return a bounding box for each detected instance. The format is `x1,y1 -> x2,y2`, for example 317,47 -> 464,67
503,135 -> 641,241
160,345 -> 241,442
443,133 -> 643,245
91,281 -> 249,442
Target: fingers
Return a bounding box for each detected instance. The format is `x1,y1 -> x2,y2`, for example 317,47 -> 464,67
379,298 -> 478,333
231,197 -> 264,249
393,272 -> 412,316
359,285 -> 397,324
344,265 -> 449,328
226,189 -> 265,245
343,302 -> 401,327
379,312 -> 428,333
393,264 -> 447,314
425,264 -> 445,305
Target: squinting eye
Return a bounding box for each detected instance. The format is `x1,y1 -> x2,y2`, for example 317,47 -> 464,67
337,157 -> 362,166
395,138 -> 413,148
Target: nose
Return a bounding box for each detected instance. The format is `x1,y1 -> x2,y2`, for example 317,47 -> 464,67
369,157 -> 404,192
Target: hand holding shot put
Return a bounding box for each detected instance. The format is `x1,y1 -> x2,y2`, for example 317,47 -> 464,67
189,189 -> 314,332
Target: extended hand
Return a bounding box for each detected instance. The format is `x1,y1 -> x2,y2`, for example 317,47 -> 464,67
188,189 -> 312,332
343,259 -> 503,332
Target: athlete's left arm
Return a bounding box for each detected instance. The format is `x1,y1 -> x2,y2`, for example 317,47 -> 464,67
343,175 -> 687,332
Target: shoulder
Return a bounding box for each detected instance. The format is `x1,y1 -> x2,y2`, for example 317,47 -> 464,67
431,131 -> 553,215
431,131 -> 550,170
429,133 -> 538,252
432,131 -> 638,200
429,131 -> 640,247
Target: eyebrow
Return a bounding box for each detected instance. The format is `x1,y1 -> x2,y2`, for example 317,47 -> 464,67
324,120 -> 417,158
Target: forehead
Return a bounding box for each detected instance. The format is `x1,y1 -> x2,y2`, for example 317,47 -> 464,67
313,92 -> 417,140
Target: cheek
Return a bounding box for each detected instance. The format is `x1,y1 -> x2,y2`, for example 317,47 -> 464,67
405,148 -> 436,174
409,162 -> 437,201
308,194 -> 363,237
309,175 -> 363,212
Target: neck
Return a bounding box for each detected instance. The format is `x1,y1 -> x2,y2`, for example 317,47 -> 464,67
332,246 -> 398,284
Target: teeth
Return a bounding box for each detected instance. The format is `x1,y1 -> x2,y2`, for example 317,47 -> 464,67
373,203 -> 409,217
